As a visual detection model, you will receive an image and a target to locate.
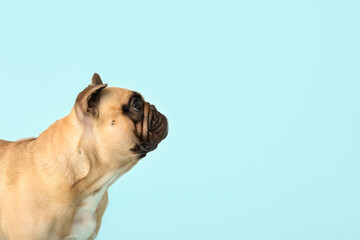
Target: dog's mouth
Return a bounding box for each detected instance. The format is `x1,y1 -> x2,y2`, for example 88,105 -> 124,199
131,104 -> 168,158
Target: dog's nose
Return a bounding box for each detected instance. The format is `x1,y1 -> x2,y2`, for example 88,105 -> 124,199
149,104 -> 157,111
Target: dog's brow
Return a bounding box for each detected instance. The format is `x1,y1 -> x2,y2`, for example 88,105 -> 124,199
131,92 -> 143,101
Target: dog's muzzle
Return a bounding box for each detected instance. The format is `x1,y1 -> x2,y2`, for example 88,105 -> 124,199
132,104 -> 168,157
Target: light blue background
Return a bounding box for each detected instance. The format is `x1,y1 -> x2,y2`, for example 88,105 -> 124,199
0,1 -> 359,239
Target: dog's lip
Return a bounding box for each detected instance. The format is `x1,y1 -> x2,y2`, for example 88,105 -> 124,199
130,142 -> 158,155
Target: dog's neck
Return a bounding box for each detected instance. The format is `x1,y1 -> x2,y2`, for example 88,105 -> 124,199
30,109 -> 138,194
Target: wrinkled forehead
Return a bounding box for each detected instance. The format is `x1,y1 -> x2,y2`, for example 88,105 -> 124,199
99,87 -> 144,109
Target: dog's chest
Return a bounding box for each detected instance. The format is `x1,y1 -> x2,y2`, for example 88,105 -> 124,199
67,174 -> 118,240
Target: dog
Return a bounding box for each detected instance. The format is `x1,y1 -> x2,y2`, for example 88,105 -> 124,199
0,73 -> 168,240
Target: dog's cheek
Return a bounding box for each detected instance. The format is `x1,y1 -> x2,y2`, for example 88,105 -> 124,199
102,123 -> 133,150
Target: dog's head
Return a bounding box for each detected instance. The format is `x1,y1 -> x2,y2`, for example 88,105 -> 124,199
74,73 -> 168,163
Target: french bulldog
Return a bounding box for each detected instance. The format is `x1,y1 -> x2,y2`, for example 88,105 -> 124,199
0,73 -> 168,240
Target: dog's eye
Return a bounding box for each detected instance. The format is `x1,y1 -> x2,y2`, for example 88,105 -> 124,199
132,99 -> 142,112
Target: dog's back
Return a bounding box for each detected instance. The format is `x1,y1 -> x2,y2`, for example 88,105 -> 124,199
0,140 -> 11,238
0,140 -> 12,178
0,140 -> 11,156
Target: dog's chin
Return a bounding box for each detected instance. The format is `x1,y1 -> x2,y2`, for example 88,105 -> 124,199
131,111 -> 168,158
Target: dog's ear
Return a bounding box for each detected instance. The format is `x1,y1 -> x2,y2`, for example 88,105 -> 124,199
75,73 -> 108,122
92,72 -> 103,85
